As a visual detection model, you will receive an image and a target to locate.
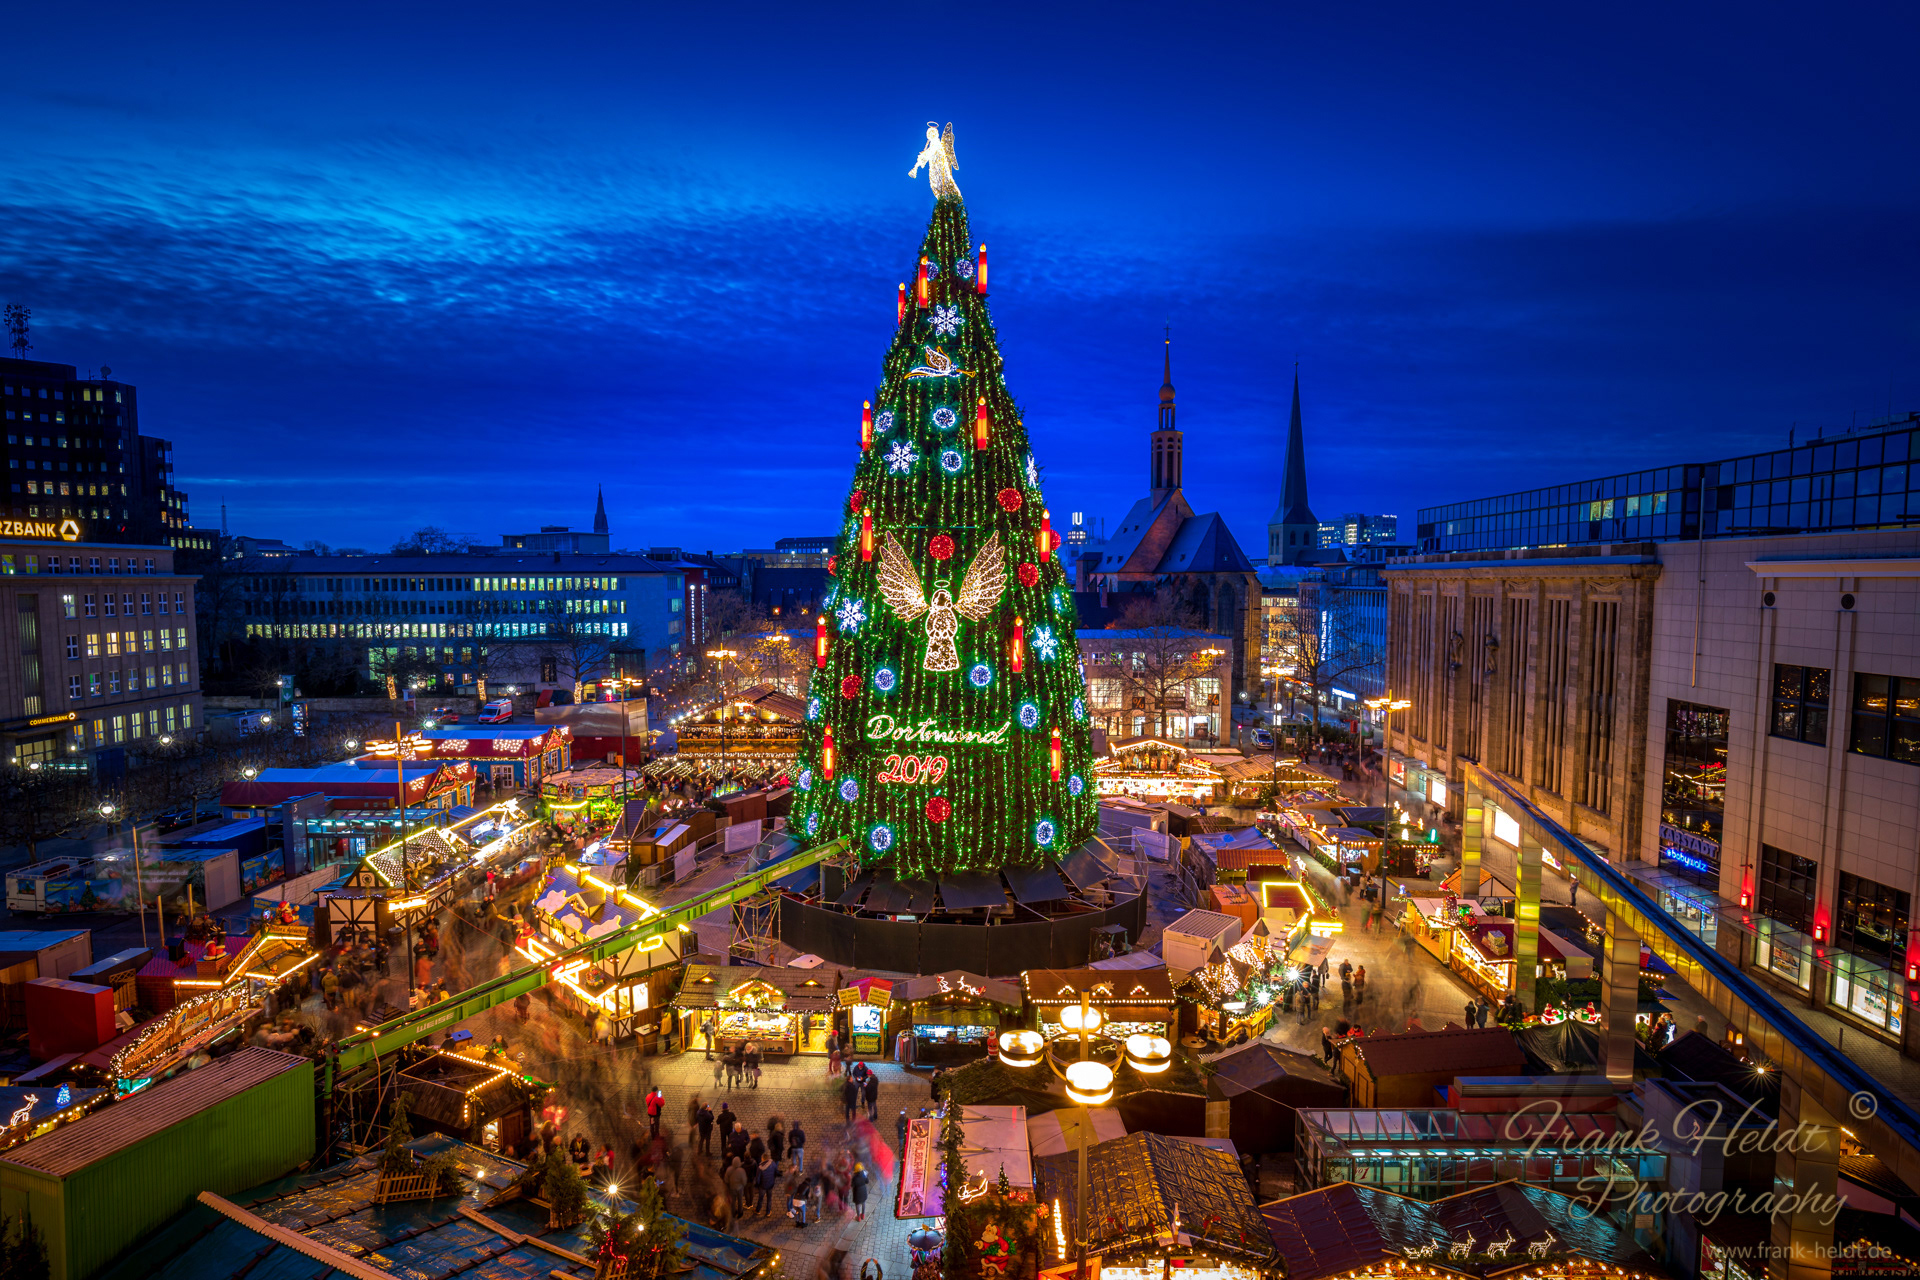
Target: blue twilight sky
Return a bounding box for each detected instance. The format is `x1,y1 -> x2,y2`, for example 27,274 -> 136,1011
2,2 -> 1918,555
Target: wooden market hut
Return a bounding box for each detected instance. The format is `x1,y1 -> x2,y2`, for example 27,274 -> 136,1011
1206,1040 -> 1347,1154
1338,1027 -> 1529,1108
891,970 -> 1022,1066
397,1049 -> 539,1151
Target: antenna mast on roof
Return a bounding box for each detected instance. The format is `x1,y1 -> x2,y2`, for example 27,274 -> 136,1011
3,305 -> 28,360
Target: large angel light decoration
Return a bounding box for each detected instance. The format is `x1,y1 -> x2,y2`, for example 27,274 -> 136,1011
877,531 -> 1005,672
910,122 -> 960,199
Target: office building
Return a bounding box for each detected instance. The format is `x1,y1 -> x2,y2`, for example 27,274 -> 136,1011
0,532 -> 202,768
1,357 -> 192,549
1317,512 -> 1399,550
234,553 -> 691,691
1384,416 -> 1920,1060
498,488 -> 612,554
1415,414 -> 1920,554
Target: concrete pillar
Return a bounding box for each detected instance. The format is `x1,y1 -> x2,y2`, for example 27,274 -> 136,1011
1514,831 -> 1541,1012
1600,907 -> 1639,1084
1460,780 -> 1484,898
1768,1076 -> 1840,1280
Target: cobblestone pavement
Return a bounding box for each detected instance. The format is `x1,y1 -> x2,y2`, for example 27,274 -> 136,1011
642,1052 -> 932,1280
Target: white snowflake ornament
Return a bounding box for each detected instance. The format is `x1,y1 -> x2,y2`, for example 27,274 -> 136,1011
835,597 -> 867,632
1024,453 -> 1040,487
1032,626 -> 1059,662
931,304 -> 961,337
885,441 -> 919,474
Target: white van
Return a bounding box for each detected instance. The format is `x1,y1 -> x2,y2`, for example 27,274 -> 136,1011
478,699 -> 515,724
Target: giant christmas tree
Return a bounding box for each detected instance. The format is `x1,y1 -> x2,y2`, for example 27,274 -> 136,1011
793,129 -> 1098,879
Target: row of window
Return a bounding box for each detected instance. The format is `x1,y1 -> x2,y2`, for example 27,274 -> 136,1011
67,703 -> 191,749
1767,663 -> 1920,764
0,557 -> 167,577
67,629 -> 186,657
244,621 -> 632,640
1,386 -> 123,403
248,574 -> 631,595
68,664 -> 190,698
247,596 -> 629,618
60,593 -> 186,618
15,483 -> 128,499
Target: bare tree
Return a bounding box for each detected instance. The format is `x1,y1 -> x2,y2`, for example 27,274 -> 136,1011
1092,591 -> 1230,741
390,526 -> 466,555
1265,577 -> 1382,752
0,764 -> 90,860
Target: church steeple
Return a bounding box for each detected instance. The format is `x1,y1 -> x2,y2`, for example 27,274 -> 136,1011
1267,367 -> 1319,566
1149,329 -> 1183,502
593,485 -> 609,536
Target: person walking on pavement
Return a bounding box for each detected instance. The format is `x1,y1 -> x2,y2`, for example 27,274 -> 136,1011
716,1103 -> 736,1159
725,1157 -> 749,1216
646,1087 -> 665,1137
769,1118 -> 786,1171
895,1110 -> 910,1167
841,1073 -> 860,1124
1353,966 -> 1367,1005
851,1162 -> 870,1221
697,1102 -> 715,1154
1570,880 -> 1579,907
754,1155 -> 778,1217
862,1068 -> 880,1121
788,1121 -> 807,1172
1464,999 -> 1479,1028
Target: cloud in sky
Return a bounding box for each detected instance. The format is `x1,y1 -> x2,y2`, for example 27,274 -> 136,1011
2,1 -> 1918,553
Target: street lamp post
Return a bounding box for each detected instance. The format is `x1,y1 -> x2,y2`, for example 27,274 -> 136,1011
99,801 -> 148,947
1362,692 -> 1412,806
1000,996 -> 1171,1280
707,649 -> 737,791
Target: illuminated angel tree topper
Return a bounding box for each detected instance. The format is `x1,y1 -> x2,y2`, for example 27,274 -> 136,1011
795,142 -> 1097,877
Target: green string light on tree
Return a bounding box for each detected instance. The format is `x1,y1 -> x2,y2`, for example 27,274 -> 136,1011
794,174 -> 1098,878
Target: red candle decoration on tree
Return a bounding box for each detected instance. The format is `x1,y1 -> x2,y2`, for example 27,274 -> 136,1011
822,723 -> 836,780
815,615 -> 829,669
827,555 -> 837,576
928,533 -> 955,561
1037,509 -> 1054,557
916,255 -> 930,308
975,397 -> 989,451
997,487 -> 1023,512
897,282 -> 907,325
926,796 -> 951,823
1049,725 -> 1062,780
977,243 -> 988,293
861,400 -> 873,452
1011,615 -> 1026,673
1018,562 -> 1039,587
861,506 -> 874,562
840,673 -> 860,700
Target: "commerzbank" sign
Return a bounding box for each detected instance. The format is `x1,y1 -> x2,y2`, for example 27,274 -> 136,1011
0,518 -> 82,542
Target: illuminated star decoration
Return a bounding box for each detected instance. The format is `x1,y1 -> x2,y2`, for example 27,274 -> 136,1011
835,597 -> 867,632
940,449 -> 964,474
932,406 -> 957,430
1032,626 -> 1058,661
931,304 -> 961,336
875,409 -> 896,434
886,441 -> 919,474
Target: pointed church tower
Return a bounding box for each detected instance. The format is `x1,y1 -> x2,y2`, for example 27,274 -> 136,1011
593,485 -> 609,536
1267,368 -> 1318,566
1148,333 -> 1183,503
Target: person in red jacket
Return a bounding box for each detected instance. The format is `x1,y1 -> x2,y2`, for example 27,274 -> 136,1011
645,1087 -> 665,1137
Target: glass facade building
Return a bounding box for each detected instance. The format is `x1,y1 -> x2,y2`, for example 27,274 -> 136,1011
1416,418 -> 1920,552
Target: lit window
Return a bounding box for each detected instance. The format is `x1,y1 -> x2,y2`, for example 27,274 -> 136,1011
85,634 -> 98,658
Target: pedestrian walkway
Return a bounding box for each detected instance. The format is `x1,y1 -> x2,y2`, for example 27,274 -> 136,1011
644,1052 -> 931,1280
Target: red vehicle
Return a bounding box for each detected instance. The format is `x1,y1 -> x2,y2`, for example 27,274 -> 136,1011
426,706 -> 461,724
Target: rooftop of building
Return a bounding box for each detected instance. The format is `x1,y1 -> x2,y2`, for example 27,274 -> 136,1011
237,552 -> 687,576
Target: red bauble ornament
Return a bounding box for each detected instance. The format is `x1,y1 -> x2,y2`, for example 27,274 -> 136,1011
827,555 -> 837,576
926,797 -> 951,823
1018,562 -> 1039,587
840,674 -> 860,700
928,534 -> 956,561
1048,530 -> 1062,552
849,490 -> 864,513
997,488 -> 1023,512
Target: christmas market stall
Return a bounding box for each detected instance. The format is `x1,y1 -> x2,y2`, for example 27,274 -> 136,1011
1205,1040 -> 1344,1155
540,765 -> 644,826
1094,737 -> 1228,804
0,1085 -> 106,1155
1259,1180 -> 1670,1280
672,964 -> 837,1057
1334,1028 -> 1529,1108
892,970 -> 1021,1065
522,861 -> 690,1043
646,685 -> 807,794
896,1103 -> 1036,1219
396,1047 -> 544,1152
1022,968 -> 1178,1047
1036,1131 -> 1279,1280
837,974 -> 896,1054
